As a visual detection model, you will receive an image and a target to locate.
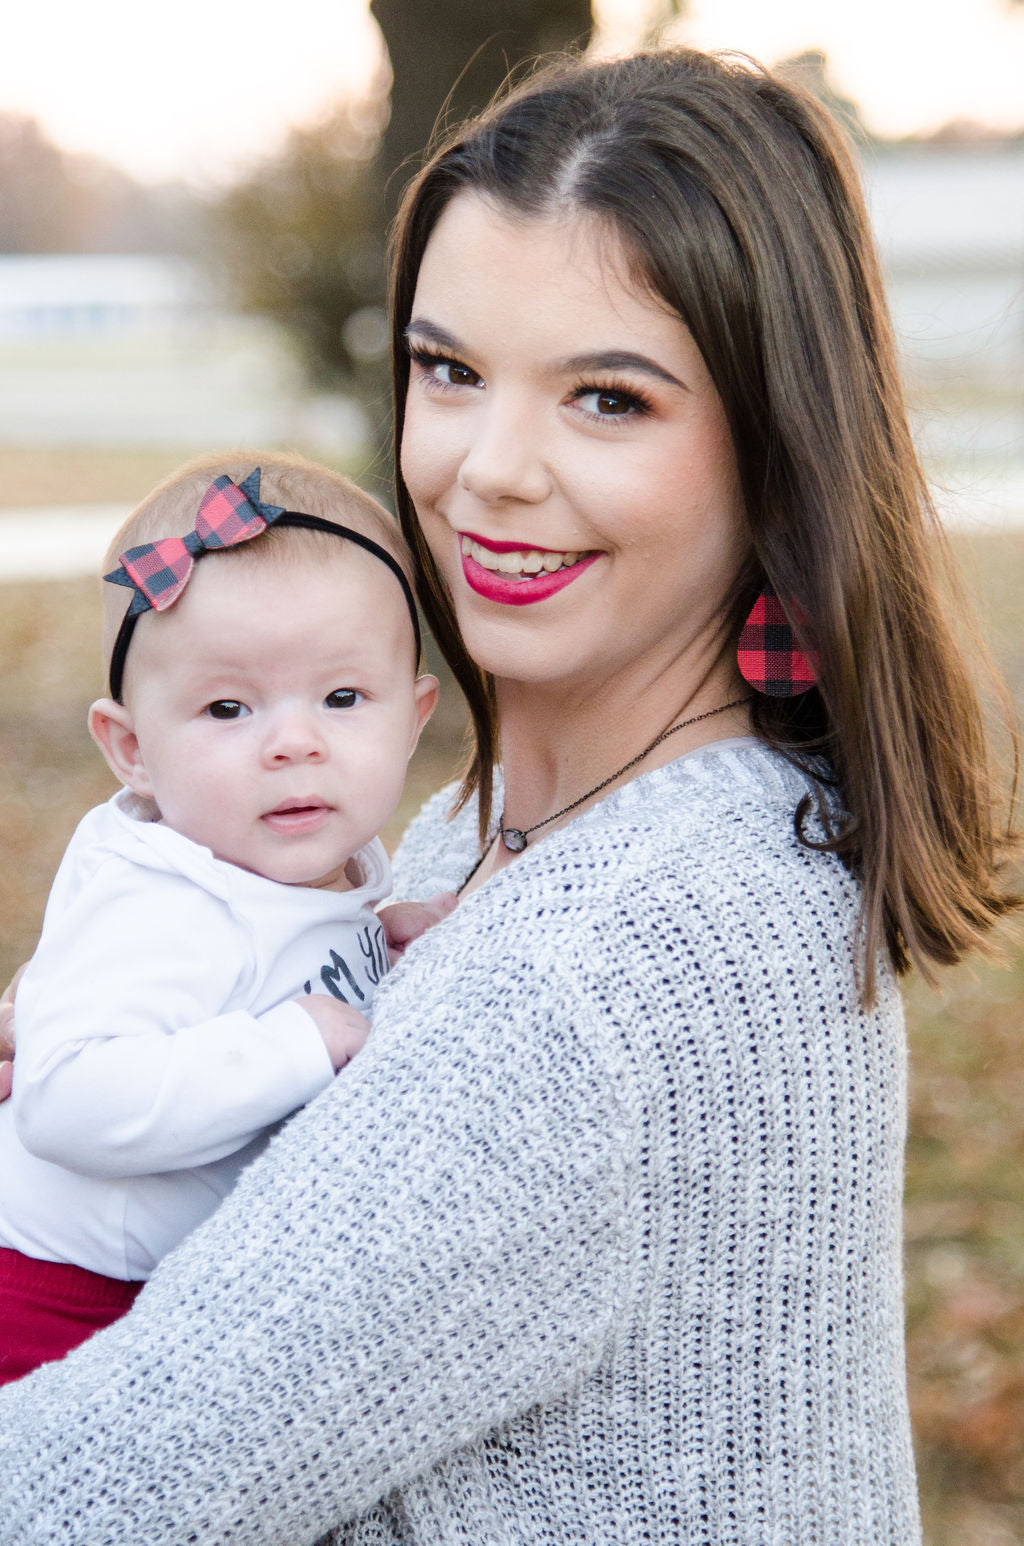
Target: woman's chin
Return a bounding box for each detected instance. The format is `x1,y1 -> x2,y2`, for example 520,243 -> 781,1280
448,611 -> 585,690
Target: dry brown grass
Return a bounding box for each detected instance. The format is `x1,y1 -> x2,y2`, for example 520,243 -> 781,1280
0,520 -> 1021,1543
905,948 -> 1024,1546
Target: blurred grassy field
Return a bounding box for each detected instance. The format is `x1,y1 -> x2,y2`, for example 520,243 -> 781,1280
0,457 -> 1021,1542
902,520 -> 1024,1543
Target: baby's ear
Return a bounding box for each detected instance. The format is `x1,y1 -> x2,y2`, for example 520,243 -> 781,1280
88,699 -> 153,797
409,673 -> 440,754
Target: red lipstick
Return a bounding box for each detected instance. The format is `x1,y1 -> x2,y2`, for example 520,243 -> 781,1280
461,550 -> 599,606
462,530 -> 570,555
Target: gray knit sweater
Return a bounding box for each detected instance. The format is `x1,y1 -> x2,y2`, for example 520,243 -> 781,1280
0,740 -> 921,1545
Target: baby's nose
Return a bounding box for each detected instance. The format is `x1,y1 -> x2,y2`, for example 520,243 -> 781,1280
262,707 -> 327,762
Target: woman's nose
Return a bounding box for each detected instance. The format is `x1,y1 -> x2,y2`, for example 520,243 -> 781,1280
456,395 -> 552,506
261,707 -> 328,764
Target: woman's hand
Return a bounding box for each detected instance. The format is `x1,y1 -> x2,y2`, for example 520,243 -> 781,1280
0,966 -> 25,1101
379,893 -> 458,964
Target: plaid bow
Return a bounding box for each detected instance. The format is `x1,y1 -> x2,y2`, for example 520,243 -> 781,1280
737,582 -> 817,697
105,469 -> 285,615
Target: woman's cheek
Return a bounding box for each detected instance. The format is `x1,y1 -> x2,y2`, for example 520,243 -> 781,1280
402,441 -> 453,577
405,396 -> 468,505
399,405 -> 437,508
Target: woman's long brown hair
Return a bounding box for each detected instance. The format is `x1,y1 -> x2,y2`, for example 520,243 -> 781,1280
388,47 -> 1019,1002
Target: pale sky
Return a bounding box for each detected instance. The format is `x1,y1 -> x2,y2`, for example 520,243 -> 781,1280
3,0 -> 1024,184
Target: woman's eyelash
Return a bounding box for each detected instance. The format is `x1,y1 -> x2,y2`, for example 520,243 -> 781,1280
407,345 -> 481,391
408,344 -> 467,373
408,346 -> 654,419
570,378 -> 655,417
408,344 -> 450,366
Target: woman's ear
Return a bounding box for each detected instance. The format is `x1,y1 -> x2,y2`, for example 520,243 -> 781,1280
88,699 -> 154,797
409,674 -> 440,756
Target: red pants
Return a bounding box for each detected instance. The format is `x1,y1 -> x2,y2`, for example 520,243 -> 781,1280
0,1246 -> 144,1385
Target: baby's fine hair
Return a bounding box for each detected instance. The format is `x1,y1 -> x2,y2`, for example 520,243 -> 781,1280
100,451 -> 413,674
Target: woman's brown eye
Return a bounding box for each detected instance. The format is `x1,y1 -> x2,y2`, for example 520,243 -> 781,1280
447,363 -> 478,386
576,387 -> 643,418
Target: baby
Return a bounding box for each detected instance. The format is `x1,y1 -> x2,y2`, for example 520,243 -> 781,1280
0,453 -> 442,1384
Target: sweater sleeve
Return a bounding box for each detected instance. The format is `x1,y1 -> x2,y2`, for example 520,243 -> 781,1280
13,864 -> 332,1177
0,927 -> 630,1545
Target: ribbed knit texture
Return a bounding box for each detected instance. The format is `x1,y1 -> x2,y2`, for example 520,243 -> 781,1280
0,741 -> 920,1544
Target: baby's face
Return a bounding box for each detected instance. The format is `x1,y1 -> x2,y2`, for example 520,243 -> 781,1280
112,545 -> 434,887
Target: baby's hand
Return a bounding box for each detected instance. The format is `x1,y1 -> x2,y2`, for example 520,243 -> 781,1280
0,964 -> 26,1102
295,996 -> 370,1072
379,892 -> 458,963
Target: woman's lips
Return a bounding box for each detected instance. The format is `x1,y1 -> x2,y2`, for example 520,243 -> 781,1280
261,801 -> 332,835
462,552 -> 598,605
461,530 -> 572,556
458,532 -> 599,606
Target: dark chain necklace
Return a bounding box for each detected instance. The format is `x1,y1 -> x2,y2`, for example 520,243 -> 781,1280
498,696 -> 751,853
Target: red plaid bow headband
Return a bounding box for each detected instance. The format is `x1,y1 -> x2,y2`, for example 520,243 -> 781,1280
106,469 -> 284,616
105,469 -> 421,701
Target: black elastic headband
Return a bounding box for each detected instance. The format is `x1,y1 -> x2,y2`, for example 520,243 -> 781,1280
107,512 -> 422,702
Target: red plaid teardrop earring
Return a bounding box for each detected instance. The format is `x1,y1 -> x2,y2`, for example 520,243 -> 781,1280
737,581 -> 817,697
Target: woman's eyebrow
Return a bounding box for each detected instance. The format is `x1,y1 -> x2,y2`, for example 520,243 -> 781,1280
404,319 -> 461,351
404,324 -> 688,393
556,350 -> 688,391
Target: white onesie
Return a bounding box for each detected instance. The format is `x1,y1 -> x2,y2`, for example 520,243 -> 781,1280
0,789 -> 391,1280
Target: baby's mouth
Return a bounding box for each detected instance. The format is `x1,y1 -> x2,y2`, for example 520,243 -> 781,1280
262,800 -> 332,833
460,534 -> 590,578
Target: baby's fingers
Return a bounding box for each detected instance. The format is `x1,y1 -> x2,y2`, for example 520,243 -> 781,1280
0,1000 -> 15,1101
380,894 -> 458,963
0,962 -> 25,1011
0,964 -> 24,1100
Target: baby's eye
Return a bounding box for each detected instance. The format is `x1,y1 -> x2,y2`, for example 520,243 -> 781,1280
324,689 -> 362,710
205,700 -> 249,720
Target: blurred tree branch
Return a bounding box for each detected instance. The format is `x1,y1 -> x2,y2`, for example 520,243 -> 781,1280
0,114 -> 194,255
214,101 -> 386,387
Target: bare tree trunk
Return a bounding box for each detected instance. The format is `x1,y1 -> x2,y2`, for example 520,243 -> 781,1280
371,0 -> 593,222
357,0 -> 592,496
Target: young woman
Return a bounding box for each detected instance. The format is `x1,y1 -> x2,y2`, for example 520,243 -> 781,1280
0,48 -> 1016,1546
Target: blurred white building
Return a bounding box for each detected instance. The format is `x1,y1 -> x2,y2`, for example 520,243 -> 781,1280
0,147 -> 1020,529
865,143 -> 1024,476
0,254 -> 366,454
0,256 -> 196,340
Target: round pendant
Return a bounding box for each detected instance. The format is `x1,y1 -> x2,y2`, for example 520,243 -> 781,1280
501,827 -> 528,853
